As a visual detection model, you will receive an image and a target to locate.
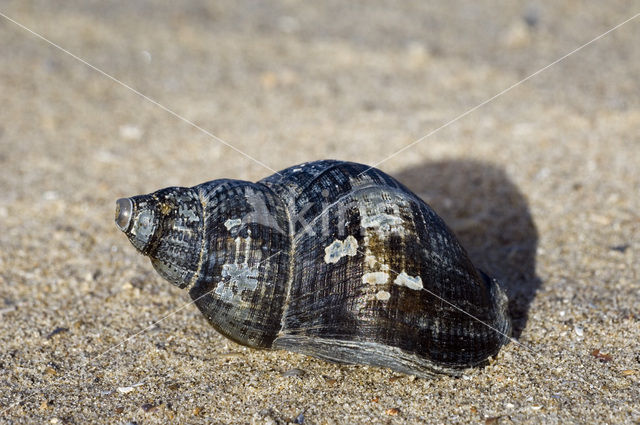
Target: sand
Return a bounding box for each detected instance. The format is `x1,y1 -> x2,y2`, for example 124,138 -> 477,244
1,1 -> 639,423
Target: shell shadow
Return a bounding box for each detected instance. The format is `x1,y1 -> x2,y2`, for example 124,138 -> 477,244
394,160 -> 540,338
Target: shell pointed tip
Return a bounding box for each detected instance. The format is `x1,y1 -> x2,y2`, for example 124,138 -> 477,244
115,197 -> 133,232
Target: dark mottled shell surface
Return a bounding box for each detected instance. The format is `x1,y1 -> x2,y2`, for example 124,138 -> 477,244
116,160 -> 510,377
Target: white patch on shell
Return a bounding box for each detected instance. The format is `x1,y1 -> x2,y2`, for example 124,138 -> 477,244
362,271 -> 389,285
375,290 -> 391,301
361,213 -> 404,234
224,218 -> 242,231
214,237 -> 263,301
324,235 -> 358,264
365,255 -> 378,268
214,263 -> 259,301
363,253 -> 389,273
356,192 -> 409,239
178,203 -> 200,222
394,272 -> 423,291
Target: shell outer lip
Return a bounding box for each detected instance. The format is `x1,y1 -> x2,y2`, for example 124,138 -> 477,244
115,197 -> 134,232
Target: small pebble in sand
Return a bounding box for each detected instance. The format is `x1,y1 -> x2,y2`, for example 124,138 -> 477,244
609,244 -> 629,253
523,6 -> 539,28
141,403 -> 157,412
46,327 -> 69,339
119,124 -> 143,141
141,50 -> 152,63
323,376 -> 338,386
117,382 -> 144,394
385,408 -> 399,416
591,349 -> 613,363
42,191 -> 58,201
0,305 -> 17,315
501,19 -> 532,48
281,368 -> 305,377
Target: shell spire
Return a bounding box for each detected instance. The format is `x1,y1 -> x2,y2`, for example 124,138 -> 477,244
116,187 -> 204,288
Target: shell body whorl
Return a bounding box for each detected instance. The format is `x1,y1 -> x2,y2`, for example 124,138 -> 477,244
117,160 -> 511,377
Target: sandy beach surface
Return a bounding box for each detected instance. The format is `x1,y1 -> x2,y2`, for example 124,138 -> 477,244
1,1 -> 639,423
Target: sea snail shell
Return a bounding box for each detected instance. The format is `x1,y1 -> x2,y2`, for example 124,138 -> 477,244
116,160 -> 510,377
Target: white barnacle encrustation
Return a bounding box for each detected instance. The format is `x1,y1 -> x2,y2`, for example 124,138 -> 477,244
375,290 -> 391,301
323,235 -> 358,264
364,254 -> 378,268
215,263 -> 259,301
357,191 -> 408,237
362,271 -> 389,285
178,202 -> 200,222
361,213 -> 404,234
214,236 -> 262,301
394,271 -> 423,291
356,194 -> 409,293
224,218 -> 242,231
